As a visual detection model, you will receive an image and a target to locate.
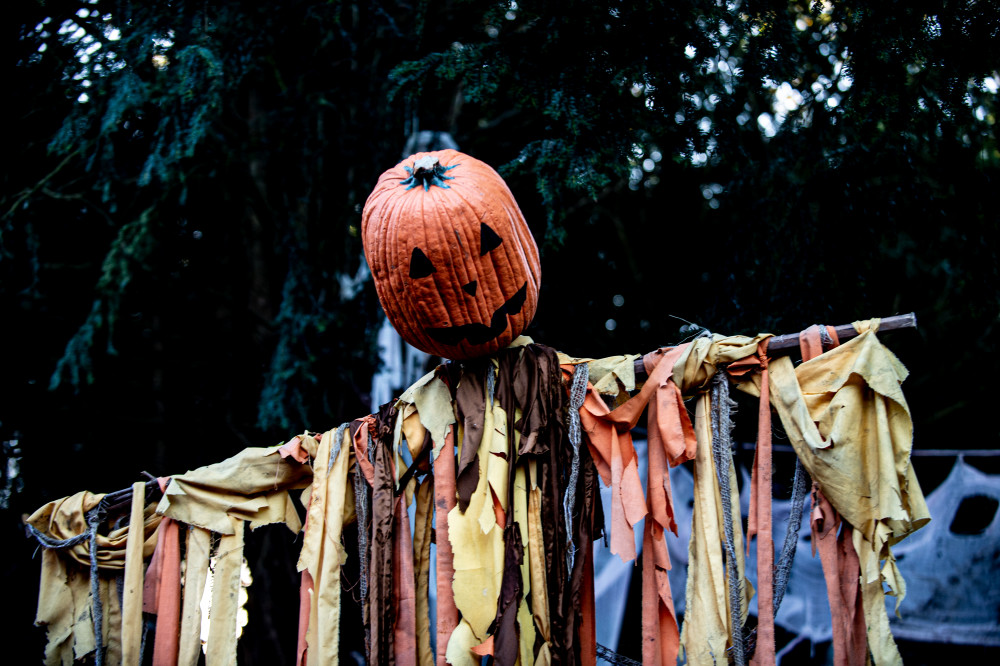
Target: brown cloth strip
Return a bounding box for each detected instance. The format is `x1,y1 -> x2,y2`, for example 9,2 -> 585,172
370,403 -> 399,666
413,477 -> 436,666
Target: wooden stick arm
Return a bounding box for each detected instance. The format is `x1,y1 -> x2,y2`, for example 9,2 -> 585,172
633,312 -> 917,382
766,312 -> 917,351
75,314 -> 918,511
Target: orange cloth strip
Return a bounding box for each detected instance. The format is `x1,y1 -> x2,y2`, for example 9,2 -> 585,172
800,325 -> 866,666
643,346 -> 698,473
748,339 -> 775,666
811,487 -> 867,666
353,416 -> 377,485
566,347 -> 692,659
639,347 -> 689,666
641,519 -> 680,665
393,494 -> 417,664
571,346 -> 695,562
146,516 -> 181,666
574,373 -> 647,561
141,479 -> 182,666
434,426 -> 459,666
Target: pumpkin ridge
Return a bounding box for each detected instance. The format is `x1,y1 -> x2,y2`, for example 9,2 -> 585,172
385,195 -> 419,342
430,185 -> 460,332
440,175 -> 496,334
421,188 -> 453,332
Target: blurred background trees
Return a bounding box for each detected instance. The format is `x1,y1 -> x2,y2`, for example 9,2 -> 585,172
3,0 -> 997,662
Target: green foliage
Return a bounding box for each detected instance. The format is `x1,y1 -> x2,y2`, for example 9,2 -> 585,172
256,260 -> 333,431
386,0 -> 998,440
49,209 -> 154,389
5,0 -> 996,449
1,0 -> 996,483
48,300 -> 103,390
7,1 -> 411,435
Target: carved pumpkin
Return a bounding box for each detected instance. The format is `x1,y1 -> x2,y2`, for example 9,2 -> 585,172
362,149 -> 541,360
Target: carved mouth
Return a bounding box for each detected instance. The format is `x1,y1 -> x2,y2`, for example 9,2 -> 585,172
425,282 -> 528,347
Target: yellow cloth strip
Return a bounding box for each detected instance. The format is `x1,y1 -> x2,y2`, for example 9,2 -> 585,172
526,482 -> 551,663
102,574 -> 124,665
179,526 -> 212,666
759,324 -> 929,666
447,389 -> 508,660
156,446 -> 309,535
297,428 -> 352,666
36,548 -> 82,665
121,482 -> 147,665
31,490 -> 155,665
680,394 -> 752,665
206,517 -> 244,666
397,368 -> 457,460
556,353 -> 640,404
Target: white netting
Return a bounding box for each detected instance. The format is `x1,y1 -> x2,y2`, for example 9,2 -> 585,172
592,452 -> 1000,655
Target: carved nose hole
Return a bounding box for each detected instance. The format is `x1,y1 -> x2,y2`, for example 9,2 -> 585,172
462,280 -> 478,296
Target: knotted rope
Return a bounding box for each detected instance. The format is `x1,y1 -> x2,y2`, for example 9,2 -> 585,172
596,642 -> 643,665
773,458 -> 810,616
26,491 -> 144,666
711,371 -> 747,666
564,362 -> 589,575
329,422 -> 350,472
87,509 -> 105,665
360,427 -> 377,660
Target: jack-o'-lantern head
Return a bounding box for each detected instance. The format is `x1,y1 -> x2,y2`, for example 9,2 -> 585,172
362,150 -> 541,360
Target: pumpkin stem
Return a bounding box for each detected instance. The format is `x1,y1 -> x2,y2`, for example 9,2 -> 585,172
402,156 -> 458,191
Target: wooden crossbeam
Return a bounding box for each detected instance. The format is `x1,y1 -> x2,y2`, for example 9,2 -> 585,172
634,312 -> 917,382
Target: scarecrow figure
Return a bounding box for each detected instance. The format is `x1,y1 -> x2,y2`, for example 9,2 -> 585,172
360,149 -> 598,665
351,149 -> 929,666
27,149 -> 929,666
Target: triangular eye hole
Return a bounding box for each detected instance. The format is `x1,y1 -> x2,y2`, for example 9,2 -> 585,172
409,247 -> 436,279
480,223 -> 503,256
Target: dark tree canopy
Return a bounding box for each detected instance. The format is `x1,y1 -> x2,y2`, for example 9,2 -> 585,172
3,0 -> 998,661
